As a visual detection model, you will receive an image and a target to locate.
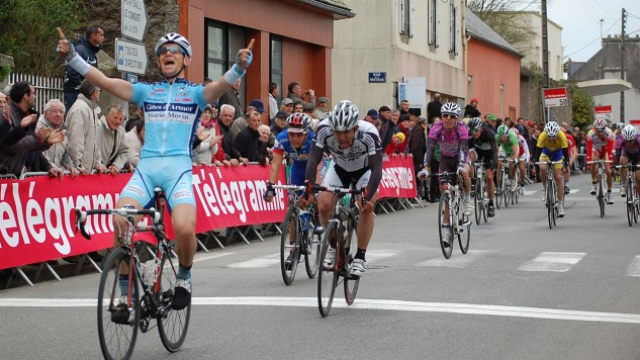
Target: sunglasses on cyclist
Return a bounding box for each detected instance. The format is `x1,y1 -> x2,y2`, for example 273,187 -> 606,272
442,114 -> 458,119
159,45 -> 185,56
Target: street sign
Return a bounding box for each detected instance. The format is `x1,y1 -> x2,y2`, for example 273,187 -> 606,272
594,105 -> 612,121
121,0 -> 148,42
115,38 -> 148,75
125,73 -> 139,83
543,87 -> 568,108
368,72 -> 386,83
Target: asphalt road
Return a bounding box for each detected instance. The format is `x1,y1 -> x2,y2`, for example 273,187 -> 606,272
2,174 -> 640,360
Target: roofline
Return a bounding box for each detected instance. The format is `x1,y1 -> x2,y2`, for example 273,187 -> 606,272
467,31 -> 524,58
491,11 -> 562,29
298,0 -> 355,19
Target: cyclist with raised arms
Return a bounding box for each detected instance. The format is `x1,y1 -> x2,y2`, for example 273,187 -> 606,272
264,113 -> 316,268
302,100 -> 382,278
467,117 -> 498,217
533,121 -> 569,217
419,102 -> 472,248
586,119 -> 615,204
57,29 -> 253,310
616,125 -> 640,198
495,124 -> 519,193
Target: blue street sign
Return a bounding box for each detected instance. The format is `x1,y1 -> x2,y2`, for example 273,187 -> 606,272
369,72 -> 386,83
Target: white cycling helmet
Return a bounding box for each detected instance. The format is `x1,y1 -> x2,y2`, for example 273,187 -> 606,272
622,124 -> 637,141
329,100 -> 359,131
544,121 -> 560,137
155,33 -> 193,57
467,117 -> 483,132
441,102 -> 462,117
593,118 -> 607,131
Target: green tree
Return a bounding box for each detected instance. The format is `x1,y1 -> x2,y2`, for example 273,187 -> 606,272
566,82 -> 594,130
0,0 -> 87,76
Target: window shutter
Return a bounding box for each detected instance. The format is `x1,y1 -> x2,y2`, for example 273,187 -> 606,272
409,0 -> 415,38
399,0 -> 406,34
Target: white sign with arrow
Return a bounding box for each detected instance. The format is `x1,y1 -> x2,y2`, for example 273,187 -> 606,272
121,0 -> 148,42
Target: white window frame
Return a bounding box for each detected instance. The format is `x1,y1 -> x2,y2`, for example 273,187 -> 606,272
428,0 -> 437,46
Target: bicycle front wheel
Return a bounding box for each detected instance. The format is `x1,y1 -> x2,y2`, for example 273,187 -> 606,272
305,209 -> 322,279
438,194 -> 454,259
598,177 -> 604,218
458,204 -> 471,254
495,176 -> 503,209
627,182 -> 635,227
474,179 -> 482,225
280,207 -> 300,285
503,178 -> 510,208
97,247 -> 139,360
344,214 -> 360,305
157,247 -> 191,353
547,181 -> 555,230
318,221 -> 339,317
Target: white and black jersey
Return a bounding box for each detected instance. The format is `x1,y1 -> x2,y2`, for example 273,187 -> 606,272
314,119 -> 382,172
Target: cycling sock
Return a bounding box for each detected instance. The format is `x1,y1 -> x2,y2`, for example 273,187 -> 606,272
355,248 -> 366,261
118,274 -> 129,296
565,180 -> 570,186
488,200 -> 494,206
178,263 -> 192,280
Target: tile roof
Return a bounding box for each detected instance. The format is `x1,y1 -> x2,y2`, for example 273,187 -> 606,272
465,8 -> 522,57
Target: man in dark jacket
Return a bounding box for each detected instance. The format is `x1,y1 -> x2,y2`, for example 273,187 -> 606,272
0,82 -> 65,178
426,93 -> 442,123
63,25 -> 104,112
217,104 -> 246,165
286,81 -> 316,109
235,108 -> 268,165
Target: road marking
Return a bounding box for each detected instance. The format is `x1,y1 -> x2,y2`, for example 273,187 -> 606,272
228,253 -> 280,268
524,190 -> 537,196
417,250 -> 497,268
3,296 -> 640,325
364,249 -> 397,264
625,256 -> 640,277
192,252 -> 234,264
517,252 -> 586,272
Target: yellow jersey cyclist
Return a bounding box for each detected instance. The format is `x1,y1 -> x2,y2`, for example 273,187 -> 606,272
58,30 -> 253,309
533,121 -> 569,217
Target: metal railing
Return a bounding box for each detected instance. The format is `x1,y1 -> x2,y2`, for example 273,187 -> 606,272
8,73 -> 64,111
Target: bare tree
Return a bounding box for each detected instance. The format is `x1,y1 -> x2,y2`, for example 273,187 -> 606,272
468,0 -> 541,48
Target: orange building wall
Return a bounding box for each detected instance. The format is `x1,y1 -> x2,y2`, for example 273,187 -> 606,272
467,40 -> 521,119
181,0 -> 335,112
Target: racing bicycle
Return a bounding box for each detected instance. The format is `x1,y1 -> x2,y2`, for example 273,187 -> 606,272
587,160 -> 612,218
431,172 -> 471,259
272,184 -> 322,285
74,187 -> 190,360
615,164 -> 640,226
535,160 -> 563,229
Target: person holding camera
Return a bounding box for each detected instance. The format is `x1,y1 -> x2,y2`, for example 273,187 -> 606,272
286,81 -> 316,110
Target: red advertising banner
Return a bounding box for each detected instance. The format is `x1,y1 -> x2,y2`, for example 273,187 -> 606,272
594,105 -> 612,114
0,158 -> 416,270
0,165 -> 285,270
379,156 -> 417,199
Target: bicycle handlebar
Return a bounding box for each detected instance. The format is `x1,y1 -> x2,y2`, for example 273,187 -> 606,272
534,161 -> 564,165
615,164 -> 640,170
74,207 -> 162,240
586,160 -> 612,164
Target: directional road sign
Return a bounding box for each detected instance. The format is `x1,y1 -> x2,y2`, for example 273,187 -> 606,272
121,0 -> 148,42
115,38 -> 148,75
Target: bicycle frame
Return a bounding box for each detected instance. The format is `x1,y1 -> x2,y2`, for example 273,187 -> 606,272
535,160 -> 562,229
587,160 -> 611,218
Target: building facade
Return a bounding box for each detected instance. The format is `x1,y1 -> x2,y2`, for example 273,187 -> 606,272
465,9 -> 522,120
176,0 -> 353,117
332,0 -> 467,115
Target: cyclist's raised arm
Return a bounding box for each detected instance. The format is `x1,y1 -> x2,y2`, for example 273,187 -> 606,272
203,39 -> 254,104
57,28 -> 133,101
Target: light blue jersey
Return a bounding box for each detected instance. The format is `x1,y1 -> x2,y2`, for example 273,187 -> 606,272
132,78 -> 207,158
121,78 -> 208,210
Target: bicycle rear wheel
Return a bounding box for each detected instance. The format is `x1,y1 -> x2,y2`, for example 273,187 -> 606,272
97,247 -> 139,360
305,208 -> 321,279
438,194 -> 454,259
318,221 -> 339,317
280,207 -> 300,285
503,177 -> 510,208
344,214 -> 360,305
495,176 -> 503,209
157,246 -> 191,353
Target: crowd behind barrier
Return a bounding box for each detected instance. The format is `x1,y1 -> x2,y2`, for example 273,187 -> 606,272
0,157 -> 418,288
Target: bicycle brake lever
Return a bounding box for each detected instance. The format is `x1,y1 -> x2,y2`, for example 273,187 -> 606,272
74,209 -> 92,240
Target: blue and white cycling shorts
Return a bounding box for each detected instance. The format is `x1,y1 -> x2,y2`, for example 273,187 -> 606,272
120,155 -> 195,211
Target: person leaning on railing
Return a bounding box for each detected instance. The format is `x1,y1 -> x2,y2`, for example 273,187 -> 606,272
0,81 -> 65,179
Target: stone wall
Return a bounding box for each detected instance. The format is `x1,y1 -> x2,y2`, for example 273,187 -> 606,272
81,0 -> 180,82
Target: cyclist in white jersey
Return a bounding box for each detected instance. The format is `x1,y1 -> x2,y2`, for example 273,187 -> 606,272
58,29 -> 253,309
302,100 -> 383,277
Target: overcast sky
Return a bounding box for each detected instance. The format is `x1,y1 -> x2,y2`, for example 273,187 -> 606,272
547,0 -> 640,62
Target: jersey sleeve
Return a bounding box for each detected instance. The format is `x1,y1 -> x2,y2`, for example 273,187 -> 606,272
314,121 -> 332,150
558,131 -> 568,148
131,82 -> 151,107
273,131 -> 287,155
193,84 -> 207,110
536,132 -> 547,148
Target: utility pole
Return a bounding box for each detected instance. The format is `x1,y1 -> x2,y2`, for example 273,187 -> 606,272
620,8 -> 626,123
541,0 -> 549,89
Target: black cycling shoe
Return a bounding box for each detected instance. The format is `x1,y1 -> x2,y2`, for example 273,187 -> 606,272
284,252 -> 295,271
111,302 -> 130,324
488,205 -> 496,217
